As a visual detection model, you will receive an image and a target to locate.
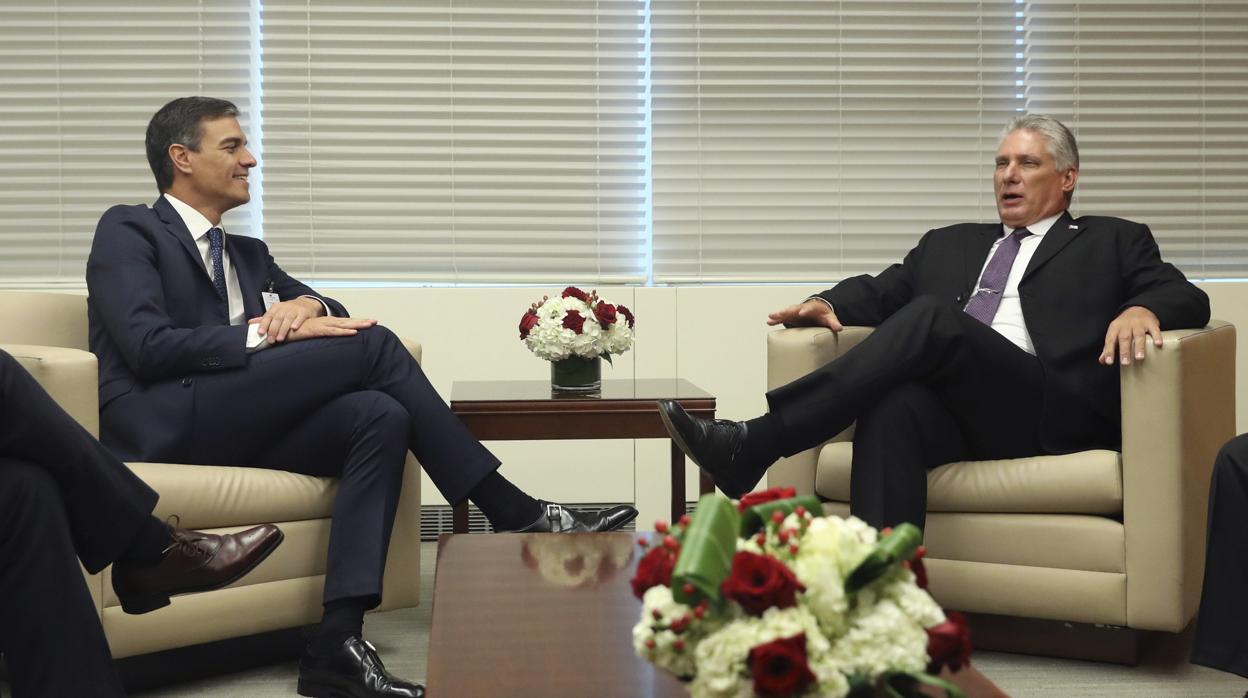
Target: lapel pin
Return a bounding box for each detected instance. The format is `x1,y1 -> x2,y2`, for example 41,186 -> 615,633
1068,224 -> 1078,230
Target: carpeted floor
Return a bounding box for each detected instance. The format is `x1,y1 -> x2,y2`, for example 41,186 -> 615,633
3,541 -> 1244,697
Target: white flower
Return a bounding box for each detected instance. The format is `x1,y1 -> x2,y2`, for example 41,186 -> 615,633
824,598 -> 929,679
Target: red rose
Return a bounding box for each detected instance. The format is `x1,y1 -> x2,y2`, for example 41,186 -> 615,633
519,310 -> 539,340
737,486 -> 798,512
630,546 -> 676,599
562,310 -> 586,334
748,633 -> 817,697
616,304 -> 635,329
594,301 -> 617,327
926,611 -> 973,673
721,551 -> 805,616
562,286 -> 590,302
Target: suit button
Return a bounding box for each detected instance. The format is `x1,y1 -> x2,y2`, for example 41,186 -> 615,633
181,377 -> 193,387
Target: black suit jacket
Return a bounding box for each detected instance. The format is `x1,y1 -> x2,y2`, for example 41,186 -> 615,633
85,196 -> 348,461
815,212 -> 1210,453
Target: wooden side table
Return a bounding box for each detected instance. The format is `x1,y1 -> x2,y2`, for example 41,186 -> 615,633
449,378 -> 716,531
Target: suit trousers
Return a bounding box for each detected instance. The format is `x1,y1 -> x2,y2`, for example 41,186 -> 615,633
176,325 -> 499,604
1191,433 -> 1248,678
0,350 -> 157,697
766,295 -> 1047,529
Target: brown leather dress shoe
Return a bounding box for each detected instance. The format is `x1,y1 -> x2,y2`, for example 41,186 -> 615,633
111,524 -> 284,614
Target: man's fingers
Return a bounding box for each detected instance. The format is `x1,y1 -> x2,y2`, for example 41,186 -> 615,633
1132,331 -> 1148,361
1118,331 -> 1133,365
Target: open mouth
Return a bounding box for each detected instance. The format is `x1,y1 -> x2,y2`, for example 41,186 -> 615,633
1001,192 -> 1023,204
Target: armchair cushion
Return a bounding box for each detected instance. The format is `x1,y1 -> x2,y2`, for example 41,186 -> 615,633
815,443 -> 1123,515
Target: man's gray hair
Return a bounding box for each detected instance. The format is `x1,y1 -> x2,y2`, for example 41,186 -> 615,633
1001,113 -> 1080,173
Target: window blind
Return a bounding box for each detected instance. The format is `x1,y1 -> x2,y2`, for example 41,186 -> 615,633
0,0 -> 256,287
1024,0 -> 1248,278
651,0 -> 1021,283
259,0 -> 649,284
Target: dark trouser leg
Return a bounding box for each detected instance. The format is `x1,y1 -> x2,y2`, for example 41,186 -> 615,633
0,462 -> 125,698
0,350 -> 157,573
189,326 -> 498,506
250,391 -> 410,606
766,295 -> 1045,458
1192,434 -> 1248,677
850,384 -> 969,530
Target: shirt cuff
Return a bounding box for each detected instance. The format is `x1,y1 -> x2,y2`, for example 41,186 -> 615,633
804,296 -> 835,315
245,323 -> 271,353
299,295 -> 333,317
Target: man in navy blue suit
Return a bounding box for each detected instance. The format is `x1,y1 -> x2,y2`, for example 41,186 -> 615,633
0,349 -> 282,697
86,97 -> 637,698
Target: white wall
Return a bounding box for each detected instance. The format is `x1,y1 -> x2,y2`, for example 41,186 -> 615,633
330,281 -> 1247,528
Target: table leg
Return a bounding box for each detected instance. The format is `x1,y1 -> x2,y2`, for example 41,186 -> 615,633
699,471 -> 715,497
670,440 -> 686,525
453,501 -> 469,534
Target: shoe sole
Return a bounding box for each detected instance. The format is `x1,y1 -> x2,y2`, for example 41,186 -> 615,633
117,529 -> 286,615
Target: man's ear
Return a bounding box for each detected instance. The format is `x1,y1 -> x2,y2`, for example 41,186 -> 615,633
168,143 -> 193,177
1062,167 -> 1078,194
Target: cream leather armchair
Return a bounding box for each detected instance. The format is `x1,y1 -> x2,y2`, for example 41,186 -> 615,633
0,291 -> 421,659
766,322 -> 1235,638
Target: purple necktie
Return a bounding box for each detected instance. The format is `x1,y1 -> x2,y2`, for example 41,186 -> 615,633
207,227 -> 228,301
963,228 -> 1032,325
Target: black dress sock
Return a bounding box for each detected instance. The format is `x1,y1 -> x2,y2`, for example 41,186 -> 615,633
313,597 -> 370,650
117,517 -> 172,567
467,469 -> 542,531
743,413 -> 785,478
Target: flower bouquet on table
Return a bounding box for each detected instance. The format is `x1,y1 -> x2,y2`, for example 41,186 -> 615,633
518,286 -> 635,393
631,488 -> 972,698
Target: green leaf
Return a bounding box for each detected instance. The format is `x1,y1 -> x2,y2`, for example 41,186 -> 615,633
845,523 -> 923,593
671,494 -> 740,605
738,495 -> 824,537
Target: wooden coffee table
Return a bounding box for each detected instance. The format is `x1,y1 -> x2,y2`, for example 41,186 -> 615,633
449,379 -> 717,531
425,533 -> 1008,696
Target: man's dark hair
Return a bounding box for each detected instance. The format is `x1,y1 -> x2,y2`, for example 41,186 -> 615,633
145,97 -> 239,192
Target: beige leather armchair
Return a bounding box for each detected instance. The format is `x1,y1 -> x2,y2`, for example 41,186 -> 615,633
766,322 -> 1235,636
0,291 -> 421,659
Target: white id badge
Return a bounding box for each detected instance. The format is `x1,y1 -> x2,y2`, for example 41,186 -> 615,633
262,292 -> 280,311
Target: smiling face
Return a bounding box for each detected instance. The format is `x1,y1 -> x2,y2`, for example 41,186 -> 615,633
993,128 -> 1078,229
167,116 -> 256,224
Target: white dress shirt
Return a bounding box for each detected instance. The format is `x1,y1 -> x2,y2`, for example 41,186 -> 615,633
163,194 -> 272,351
808,212 -> 1066,356
973,212 -> 1063,355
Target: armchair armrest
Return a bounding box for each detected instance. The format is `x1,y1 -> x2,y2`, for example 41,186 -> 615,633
0,343 -> 99,438
764,327 -> 874,495
1121,321 -> 1236,631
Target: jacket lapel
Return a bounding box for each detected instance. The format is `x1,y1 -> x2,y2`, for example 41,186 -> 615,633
153,196 -> 209,277
1022,211 -> 1080,282
964,223 -> 1002,293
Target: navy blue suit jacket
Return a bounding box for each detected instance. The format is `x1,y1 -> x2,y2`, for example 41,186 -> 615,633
814,212 -> 1211,453
86,196 -> 348,461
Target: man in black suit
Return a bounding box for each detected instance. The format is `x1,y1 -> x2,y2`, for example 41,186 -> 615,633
1192,434 -> 1248,679
659,113 -> 1210,530
86,97 -> 637,698
0,349 -> 282,698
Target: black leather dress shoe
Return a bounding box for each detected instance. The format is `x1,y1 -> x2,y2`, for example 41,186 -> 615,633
510,501 -> 639,533
298,636 -> 424,698
657,399 -> 766,498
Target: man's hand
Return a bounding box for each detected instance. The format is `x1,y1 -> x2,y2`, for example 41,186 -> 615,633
284,316 -> 378,343
766,299 -> 843,332
250,297 -> 326,343
1100,305 -> 1162,366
